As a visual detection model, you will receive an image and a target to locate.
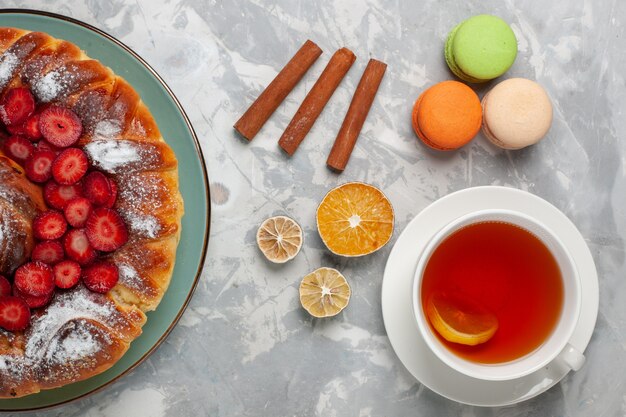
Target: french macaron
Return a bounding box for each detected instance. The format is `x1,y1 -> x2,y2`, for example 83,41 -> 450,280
445,15 -> 518,83
412,81 -> 482,150
481,78 -> 553,150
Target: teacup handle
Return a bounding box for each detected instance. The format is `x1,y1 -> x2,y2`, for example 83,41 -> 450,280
557,343 -> 585,371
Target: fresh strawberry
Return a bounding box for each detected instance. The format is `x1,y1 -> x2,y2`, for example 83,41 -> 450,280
63,228 -> 97,265
13,261 -> 54,297
6,123 -> 26,136
13,288 -> 53,309
103,178 -> 118,208
0,87 -> 35,126
52,148 -> 88,185
38,105 -> 82,148
83,171 -> 112,206
43,181 -> 83,210
0,276 -> 11,298
0,296 -> 31,331
23,113 -> 42,141
24,149 -> 56,183
31,240 -> 64,264
3,135 -> 34,164
33,210 -> 67,240
82,261 -> 119,293
85,208 -> 128,251
64,197 -> 92,228
36,139 -> 61,154
52,260 -> 81,289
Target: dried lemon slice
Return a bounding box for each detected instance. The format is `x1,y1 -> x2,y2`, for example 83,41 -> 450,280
426,292 -> 498,346
256,216 -> 303,263
299,267 -> 351,318
316,182 -> 394,257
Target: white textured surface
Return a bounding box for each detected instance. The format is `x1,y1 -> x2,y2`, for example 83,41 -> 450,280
4,0 -> 625,415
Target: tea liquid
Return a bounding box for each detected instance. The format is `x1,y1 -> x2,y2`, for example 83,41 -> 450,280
421,221 -> 564,364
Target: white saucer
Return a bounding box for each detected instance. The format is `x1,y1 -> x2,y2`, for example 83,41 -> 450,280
381,186 -> 599,406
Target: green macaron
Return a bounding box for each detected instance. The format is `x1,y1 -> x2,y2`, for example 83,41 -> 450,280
445,15 -> 518,83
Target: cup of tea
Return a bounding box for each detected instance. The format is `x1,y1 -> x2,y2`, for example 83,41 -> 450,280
412,209 -> 585,381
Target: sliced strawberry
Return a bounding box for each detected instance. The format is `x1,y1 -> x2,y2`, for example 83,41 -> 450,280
0,87 -> 35,126
24,149 -> 56,183
43,181 -> 83,209
23,113 -> 42,141
31,240 -> 64,264
3,135 -> 34,164
6,123 -> 26,136
63,228 -> 97,265
33,210 -> 67,240
64,197 -> 92,228
13,261 -> 54,297
13,288 -> 53,309
83,171 -> 112,206
53,260 -> 81,289
0,296 -> 31,331
103,178 -> 118,208
52,148 -> 88,185
36,139 -> 61,154
85,208 -> 128,251
82,261 -> 119,293
0,276 -> 11,298
38,105 -> 82,148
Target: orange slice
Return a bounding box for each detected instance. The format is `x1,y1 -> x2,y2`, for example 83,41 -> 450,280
316,182 -> 394,257
299,268 -> 351,318
426,292 -> 498,346
256,216 -> 303,263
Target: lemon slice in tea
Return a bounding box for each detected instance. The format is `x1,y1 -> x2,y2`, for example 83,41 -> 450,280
316,182 -> 394,257
426,292 -> 498,346
299,267 -> 351,318
256,216 -> 303,263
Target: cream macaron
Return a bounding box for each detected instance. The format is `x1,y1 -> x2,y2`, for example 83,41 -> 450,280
481,78 -> 553,149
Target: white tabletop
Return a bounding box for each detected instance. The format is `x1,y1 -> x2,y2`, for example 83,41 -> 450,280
5,0 -> 625,416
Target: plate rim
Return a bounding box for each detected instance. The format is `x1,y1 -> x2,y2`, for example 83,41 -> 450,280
381,185 -> 599,406
0,8 -> 211,412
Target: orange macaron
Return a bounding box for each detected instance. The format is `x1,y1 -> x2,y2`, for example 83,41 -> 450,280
412,81 -> 482,150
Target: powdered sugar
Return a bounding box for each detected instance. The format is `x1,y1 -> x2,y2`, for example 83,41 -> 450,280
45,322 -> 101,363
93,120 -> 122,139
0,52 -> 18,87
115,174 -> 167,240
118,263 -> 144,291
33,68 -> 80,102
129,118 -> 146,136
84,140 -> 142,172
124,213 -> 161,238
0,287 -> 133,388
24,289 -> 114,361
33,70 -> 63,102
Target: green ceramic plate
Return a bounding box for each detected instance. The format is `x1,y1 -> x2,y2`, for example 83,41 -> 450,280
0,9 -> 210,411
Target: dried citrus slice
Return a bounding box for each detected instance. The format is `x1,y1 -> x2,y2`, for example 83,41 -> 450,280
426,292 -> 498,346
256,215 -> 303,263
299,267 -> 351,318
316,182 -> 394,257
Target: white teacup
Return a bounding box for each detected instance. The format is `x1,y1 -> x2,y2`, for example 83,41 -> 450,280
412,209 -> 585,381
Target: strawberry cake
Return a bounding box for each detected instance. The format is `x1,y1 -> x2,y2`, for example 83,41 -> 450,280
0,27 -> 184,397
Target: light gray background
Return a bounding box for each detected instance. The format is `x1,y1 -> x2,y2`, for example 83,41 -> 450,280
1,0 -> 625,416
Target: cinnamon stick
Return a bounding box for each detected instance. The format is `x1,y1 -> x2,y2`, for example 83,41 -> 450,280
278,48 -> 356,155
327,59 -> 387,172
234,40 -> 322,141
